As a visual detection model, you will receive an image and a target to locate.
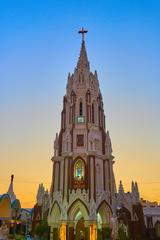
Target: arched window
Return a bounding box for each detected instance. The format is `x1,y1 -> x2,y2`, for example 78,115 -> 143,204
74,159 -> 85,180
92,102 -> 95,123
79,102 -> 83,116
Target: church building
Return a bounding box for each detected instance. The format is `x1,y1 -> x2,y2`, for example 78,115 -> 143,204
47,29 -> 145,240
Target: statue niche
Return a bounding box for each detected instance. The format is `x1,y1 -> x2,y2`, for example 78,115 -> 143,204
73,158 -> 86,189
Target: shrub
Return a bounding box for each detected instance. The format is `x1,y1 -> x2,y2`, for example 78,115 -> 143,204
35,221 -> 49,239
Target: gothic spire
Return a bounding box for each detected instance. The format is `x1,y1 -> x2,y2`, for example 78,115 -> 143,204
7,174 -> 16,202
76,28 -> 90,70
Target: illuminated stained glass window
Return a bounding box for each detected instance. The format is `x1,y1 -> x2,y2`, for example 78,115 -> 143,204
74,159 -> 85,180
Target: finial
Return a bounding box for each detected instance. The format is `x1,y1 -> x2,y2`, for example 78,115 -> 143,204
7,174 -> 16,202
119,180 -> 124,194
78,27 -> 88,42
11,174 -> 14,182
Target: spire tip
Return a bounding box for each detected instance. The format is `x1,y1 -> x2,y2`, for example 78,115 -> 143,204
11,174 -> 14,182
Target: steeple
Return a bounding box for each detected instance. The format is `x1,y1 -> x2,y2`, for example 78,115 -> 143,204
7,174 -> 16,202
76,28 -> 90,70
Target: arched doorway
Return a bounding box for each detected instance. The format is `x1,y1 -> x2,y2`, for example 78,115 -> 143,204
97,201 -> 112,240
48,201 -> 61,240
68,199 -> 89,240
75,217 -> 85,240
68,199 -> 89,221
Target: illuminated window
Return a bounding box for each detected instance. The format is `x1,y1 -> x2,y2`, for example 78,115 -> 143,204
74,159 -> 85,180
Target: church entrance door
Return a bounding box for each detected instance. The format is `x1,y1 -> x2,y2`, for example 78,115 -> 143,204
75,218 -> 86,240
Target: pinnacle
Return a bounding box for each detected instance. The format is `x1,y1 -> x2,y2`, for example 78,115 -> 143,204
119,180 -> 124,194
7,174 -> 16,202
76,41 -> 90,70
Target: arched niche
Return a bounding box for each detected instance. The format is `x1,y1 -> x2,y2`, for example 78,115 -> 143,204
97,201 -> 112,226
68,199 -> 89,221
48,201 -> 61,225
86,89 -> 91,103
91,102 -> 95,123
116,206 -> 131,223
72,157 -> 87,189
74,159 -> 85,180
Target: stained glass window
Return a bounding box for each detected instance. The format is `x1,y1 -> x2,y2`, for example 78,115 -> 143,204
74,159 -> 85,180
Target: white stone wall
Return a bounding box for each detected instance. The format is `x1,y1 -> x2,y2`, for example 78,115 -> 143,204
49,40 -> 117,225
143,206 -> 160,227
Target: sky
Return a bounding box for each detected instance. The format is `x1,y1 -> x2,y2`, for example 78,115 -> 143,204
0,0 -> 160,208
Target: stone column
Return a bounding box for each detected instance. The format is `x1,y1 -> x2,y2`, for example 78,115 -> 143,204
54,162 -> 58,191
50,226 -> 53,240
59,223 -> 66,240
52,227 -> 59,240
68,222 -> 74,240
89,156 -> 96,200
84,221 -> 90,240
63,157 -> 69,201
89,222 -> 97,240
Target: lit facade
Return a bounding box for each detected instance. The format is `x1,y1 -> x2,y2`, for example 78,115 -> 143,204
48,30 -> 116,240
47,30 -> 146,240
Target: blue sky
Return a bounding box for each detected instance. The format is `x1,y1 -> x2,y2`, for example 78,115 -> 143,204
0,0 -> 160,206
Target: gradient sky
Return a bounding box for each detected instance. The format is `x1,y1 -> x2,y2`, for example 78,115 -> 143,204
0,0 -> 160,208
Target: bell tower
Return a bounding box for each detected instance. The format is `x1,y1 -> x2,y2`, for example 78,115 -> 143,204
48,29 -> 117,240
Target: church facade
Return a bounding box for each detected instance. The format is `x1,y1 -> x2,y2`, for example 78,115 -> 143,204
47,29 -> 145,240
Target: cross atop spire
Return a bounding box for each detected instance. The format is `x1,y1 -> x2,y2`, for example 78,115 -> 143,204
78,27 -> 88,42
76,28 -> 90,70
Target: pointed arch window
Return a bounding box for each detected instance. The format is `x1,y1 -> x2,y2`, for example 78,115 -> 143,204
79,101 -> 83,116
74,159 -> 85,180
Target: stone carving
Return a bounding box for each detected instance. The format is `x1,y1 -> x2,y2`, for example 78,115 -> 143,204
53,191 -> 62,204
69,189 -> 89,207
61,202 -> 68,220
105,131 -> 112,158
89,199 -> 97,220
54,133 -> 59,157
